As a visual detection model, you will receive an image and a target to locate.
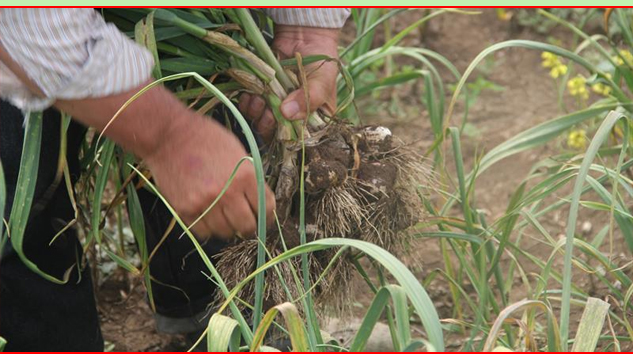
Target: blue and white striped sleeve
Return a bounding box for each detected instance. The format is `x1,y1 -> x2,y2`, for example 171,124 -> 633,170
261,8 -> 351,28
0,9 -> 154,111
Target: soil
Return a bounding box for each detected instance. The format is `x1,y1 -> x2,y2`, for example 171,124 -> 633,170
350,8 -> 632,351
97,9 -> 632,351
357,160 -> 398,198
97,271 -> 187,352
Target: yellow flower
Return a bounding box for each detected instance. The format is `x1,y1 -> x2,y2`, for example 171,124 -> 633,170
613,56 -> 624,66
542,52 -> 559,68
620,50 -> 633,65
592,82 -> 612,96
496,8 -> 513,21
541,52 -> 569,79
550,64 -> 568,78
594,73 -> 614,95
612,49 -> 633,66
567,129 -> 587,150
567,75 -> 589,100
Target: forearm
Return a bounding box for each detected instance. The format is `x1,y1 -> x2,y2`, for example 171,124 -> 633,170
55,84 -> 193,160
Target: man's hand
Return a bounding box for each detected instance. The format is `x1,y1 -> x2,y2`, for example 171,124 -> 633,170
144,113 -> 275,240
239,25 -> 340,142
55,84 -> 275,241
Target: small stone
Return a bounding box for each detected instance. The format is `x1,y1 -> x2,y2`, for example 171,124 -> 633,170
324,318 -> 395,351
479,208 -> 491,216
581,221 -> 592,234
614,280 -> 622,290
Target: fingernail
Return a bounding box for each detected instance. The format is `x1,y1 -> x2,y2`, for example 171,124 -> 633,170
281,101 -> 300,119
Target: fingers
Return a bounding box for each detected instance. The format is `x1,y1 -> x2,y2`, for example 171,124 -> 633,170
238,93 -> 251,113
189,209 -> 233,241
191,169 -> 276,241
239,93 -> 263,121
244,180 -> 277,229
280,74 -> 334,121
222,198 -> 257,238
152,115 -> 277,243
240,93 -> 276,143
255,110 -> 276,143
247,95 -> 267,122
189,194 -> 255,241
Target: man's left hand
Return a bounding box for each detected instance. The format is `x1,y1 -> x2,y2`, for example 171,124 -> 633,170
239,25 -> 340,142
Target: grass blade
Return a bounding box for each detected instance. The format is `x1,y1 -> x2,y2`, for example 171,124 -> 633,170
90,140 -> 116,245
483,300 -> 561,352
350,285 -> 413,352
381,9 -> 476,52
340,8 -> 407,58
560,110 -> 627,350
475,103 -> 618,177
108,72 -> 268,343
103,248 -> 140,275
206,313 -> 241,352
126,181 -> 154,310
412,231 -> 482,244
7,112 -> 67,283
134,11 -> 162,79
446,39 -> 630,128
251,302 -> 309,352
133,161 -> 253,342
217,238 -> 445,351
571,297 -> 610,352
0,158 -> 6,255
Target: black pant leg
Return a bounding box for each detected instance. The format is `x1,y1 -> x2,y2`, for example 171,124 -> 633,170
138,174 -> 228,321
0,101 -> 103,351
141,106 -> 261,323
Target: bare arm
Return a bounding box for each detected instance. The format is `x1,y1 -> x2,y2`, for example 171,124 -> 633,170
0,20 -> 274,240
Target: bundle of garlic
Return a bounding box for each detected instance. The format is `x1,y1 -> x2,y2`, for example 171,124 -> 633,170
143,8 -> 434,313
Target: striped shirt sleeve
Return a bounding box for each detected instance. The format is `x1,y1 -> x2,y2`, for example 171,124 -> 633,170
261,8 -> 350,28
0,9 -> 154,111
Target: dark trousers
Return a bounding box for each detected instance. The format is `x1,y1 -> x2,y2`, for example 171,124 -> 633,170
0,100 -> 232,351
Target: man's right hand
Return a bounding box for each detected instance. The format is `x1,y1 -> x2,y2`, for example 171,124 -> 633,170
55,84 -> 275,241
144,113 -> 275,240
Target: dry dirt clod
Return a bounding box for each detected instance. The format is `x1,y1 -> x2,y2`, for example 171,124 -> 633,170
356,161 -> 398,201
355,125 -> 394,155
305,160 -> 348,194
306,131 -> 353,167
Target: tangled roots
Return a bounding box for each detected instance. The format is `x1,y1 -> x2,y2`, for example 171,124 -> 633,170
213,123 -> 434,315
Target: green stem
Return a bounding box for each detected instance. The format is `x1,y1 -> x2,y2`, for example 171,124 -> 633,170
235,9 -> 322,347
233,9 -> 295,91
156,42 -> 199,59
267,94 -> 297,140
233,8 -> 326,131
